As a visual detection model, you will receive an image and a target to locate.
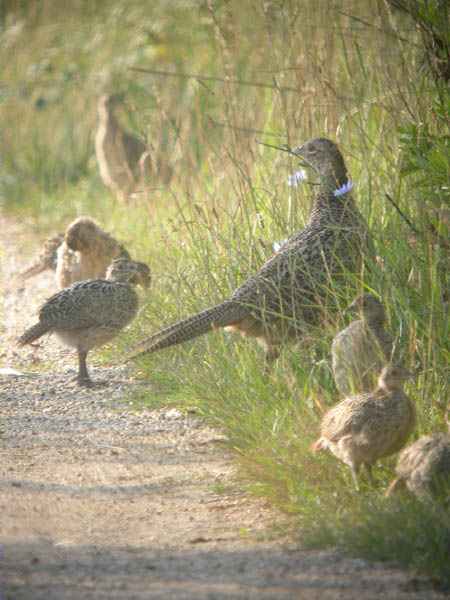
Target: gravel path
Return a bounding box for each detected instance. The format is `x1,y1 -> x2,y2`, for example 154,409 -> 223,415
0,215 -> 447,599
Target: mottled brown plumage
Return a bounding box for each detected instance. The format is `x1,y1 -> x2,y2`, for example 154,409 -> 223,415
95,94 -> 149,202
128,138 -> 371,363
18,259 -> 150,387
18,233 -> 64,281
332,294 -> 393,395
56,216 -> 130,289
312,366 -> 416,489
386,410 -> 450,500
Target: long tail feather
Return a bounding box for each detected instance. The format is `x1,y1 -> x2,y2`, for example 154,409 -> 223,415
17,322 -> 50,346
127,301 -> 247,360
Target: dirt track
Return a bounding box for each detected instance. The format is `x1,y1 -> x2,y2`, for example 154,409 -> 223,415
0,215 -> 447,599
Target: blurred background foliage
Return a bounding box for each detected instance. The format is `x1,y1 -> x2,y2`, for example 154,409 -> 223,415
1,0 -> 449,584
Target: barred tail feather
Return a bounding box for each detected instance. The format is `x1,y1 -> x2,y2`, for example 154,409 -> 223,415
19,262 -> 48,281
17,322 -> 50,346
128,301 -> 247,360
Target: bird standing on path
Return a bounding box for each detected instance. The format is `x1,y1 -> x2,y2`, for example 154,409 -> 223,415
18,259 -> 151,387
312,365 -> 416,490
95,94 -> 149,202
17,217 -> 130,289
332,294 -> 394,396
128,138 -> 371,363
56,216 -> 131,289
386,409 -> 450,500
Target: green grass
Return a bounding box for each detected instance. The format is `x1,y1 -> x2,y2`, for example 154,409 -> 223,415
1,0 -> 449,587
301,493 -> 450,587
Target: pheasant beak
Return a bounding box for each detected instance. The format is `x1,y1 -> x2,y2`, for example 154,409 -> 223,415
137,273 -> 151,289
294,153 -> 318,173
255,140 -> 315,170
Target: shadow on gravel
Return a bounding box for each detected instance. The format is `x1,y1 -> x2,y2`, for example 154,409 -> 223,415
3,539 -> 434,600
0,478 -> 173,497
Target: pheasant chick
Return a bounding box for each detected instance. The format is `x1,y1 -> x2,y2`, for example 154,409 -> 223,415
56,216 -> 130,288
312,365 -> 416,489
332,294 -> 393,396
386,409 -> 450,501
95,94 -> 148,202
18,258 -> 150,387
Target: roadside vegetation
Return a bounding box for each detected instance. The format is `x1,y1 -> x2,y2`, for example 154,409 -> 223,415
1,0 -> 449,585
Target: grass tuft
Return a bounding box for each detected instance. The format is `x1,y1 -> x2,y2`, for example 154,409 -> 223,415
2,0 -> 449,586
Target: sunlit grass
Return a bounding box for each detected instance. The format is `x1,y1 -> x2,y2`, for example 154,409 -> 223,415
1,0 -> 449,586
302,494 -> 450,587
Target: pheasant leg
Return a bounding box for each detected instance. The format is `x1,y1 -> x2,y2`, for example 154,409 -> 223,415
77,349 -> 93,387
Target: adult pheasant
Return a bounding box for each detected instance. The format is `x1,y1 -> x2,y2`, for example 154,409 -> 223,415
129,138 -> 370,362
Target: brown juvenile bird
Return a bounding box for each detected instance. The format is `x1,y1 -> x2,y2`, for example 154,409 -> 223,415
18,259 -> 151,387
386,409 -> 450,501
95,94 -> 149,202
332,294 -> 393,396
312,365 -> 416,489
56,216 -> 130,288
128,138 -> 371,363
18,233 -> 64,281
